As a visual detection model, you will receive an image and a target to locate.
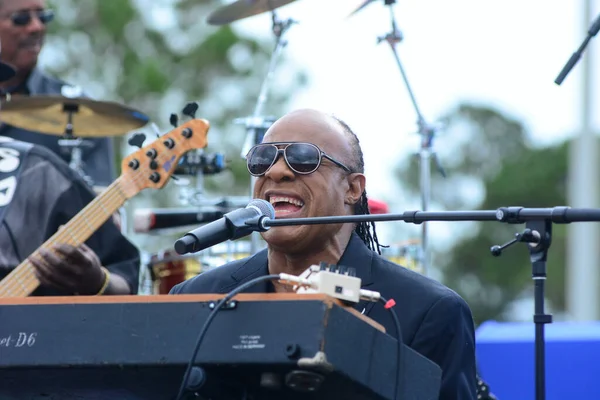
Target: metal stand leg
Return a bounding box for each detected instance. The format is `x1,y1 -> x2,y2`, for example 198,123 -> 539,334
377,0 -> 445,275
237,11 -> 296,254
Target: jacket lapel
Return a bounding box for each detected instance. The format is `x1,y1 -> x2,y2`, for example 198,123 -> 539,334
338,233 -> 375,287
222,233 -> 377,300
223,249 -> 270,293
338,234 -> 379,314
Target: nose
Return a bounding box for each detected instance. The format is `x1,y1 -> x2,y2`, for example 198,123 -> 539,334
264,153 -> 295,182
24,12 -> 46,33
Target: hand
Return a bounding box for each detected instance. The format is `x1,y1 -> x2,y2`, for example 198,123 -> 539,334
29,243 -> 106,295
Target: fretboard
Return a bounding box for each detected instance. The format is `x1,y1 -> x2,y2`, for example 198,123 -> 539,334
0,179 -> 127,297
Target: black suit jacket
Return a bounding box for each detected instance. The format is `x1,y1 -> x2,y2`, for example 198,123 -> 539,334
171,233 -> 477,399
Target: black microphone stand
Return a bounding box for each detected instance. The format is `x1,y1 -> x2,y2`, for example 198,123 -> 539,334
376,0 -> 446,276
175,205 -> 600,400
555,11 -> 600,85
247,206 -> 600,400
490,220 -> 552,400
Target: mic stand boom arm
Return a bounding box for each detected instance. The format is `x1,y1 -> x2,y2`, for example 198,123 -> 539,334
251,206 -> 600,229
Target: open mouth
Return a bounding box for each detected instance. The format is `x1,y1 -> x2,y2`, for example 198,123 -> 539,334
268,195 -> 305,217
20,38 -> 43,52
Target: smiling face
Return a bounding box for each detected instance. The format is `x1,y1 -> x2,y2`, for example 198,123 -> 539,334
252,109 -> 365,253
0,0 -> 48,75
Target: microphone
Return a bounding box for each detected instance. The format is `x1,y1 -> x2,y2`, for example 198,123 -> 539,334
555,12 -> 600,85
174,199 -> 275,255
133,209 -> 224,233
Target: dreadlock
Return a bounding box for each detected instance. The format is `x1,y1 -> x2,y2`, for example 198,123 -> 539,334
331,115 -> 385,255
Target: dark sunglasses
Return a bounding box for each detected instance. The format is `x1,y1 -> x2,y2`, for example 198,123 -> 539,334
246,142 -> 352,177
10,9 -> 54,26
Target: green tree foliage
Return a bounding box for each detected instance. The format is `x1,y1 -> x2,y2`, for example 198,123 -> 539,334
42,0 -> 306,254
396,103 -> 568,324
44,0 -> 305,194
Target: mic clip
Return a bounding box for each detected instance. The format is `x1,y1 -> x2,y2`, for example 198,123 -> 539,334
244,215 -> 271,232
490,228 -> 541,257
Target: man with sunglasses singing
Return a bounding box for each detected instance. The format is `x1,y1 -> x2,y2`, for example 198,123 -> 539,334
171,109 -> 477,399
0,0 -> 116,187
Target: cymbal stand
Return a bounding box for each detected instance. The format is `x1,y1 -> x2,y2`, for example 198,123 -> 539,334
238,11 -> 296,253
57,103 -> 94,188
376,0 -> 445,276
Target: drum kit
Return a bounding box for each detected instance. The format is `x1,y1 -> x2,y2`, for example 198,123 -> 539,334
0,0 -> 430,294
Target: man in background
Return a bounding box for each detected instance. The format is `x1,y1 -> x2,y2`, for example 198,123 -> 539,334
0,44 -> 140,296
0,0 -> 116,187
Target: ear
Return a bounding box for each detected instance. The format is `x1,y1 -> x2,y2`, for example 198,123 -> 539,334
345,173 -> 366,205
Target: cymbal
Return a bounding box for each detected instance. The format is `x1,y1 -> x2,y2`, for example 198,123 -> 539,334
0,95 -> 150,137
207,0 -> 297,25
347,0 -> 377,17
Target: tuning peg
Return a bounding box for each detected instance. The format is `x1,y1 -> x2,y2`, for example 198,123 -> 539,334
182,102 -> 199,119
169,113 -> 179,128
127,133 -> 146,149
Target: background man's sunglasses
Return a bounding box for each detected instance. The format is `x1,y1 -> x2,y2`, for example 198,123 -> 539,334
246,142 -> 352,177
10,9 -> 54,26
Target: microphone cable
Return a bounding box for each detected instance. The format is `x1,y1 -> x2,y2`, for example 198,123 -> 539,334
175,274 -> 280,400
379,296 -> 402,400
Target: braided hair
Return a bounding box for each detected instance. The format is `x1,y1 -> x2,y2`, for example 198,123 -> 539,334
331,115 -> 385,255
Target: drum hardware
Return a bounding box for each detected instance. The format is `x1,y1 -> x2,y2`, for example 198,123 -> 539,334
350,0 -> 446,276
148,105 -> 226,195
234,115 -> 276,152
146,241 -> 252,294
206,0 -> 298,25
174,151 -> 227,176
236,12 -> 295,162
347,0 -> 376,17
56,103 -> 94,186
147,249 -> 205,295
173,151 -> 227,206
57,136 -> 95,187
208,1 -> 297,254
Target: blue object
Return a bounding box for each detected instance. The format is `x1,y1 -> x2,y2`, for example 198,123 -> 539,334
476,320 -> 600,399
214,153 -> 225,169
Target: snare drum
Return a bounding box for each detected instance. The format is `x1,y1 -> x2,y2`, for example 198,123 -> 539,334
149,250 -> 204,294
148,241 -> 252,294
